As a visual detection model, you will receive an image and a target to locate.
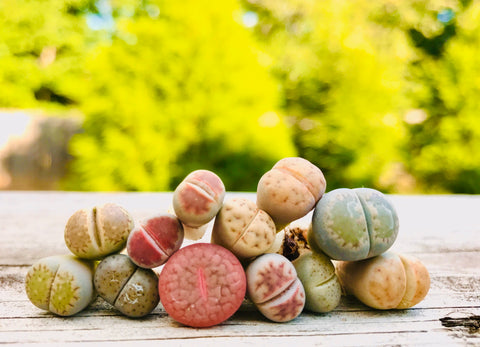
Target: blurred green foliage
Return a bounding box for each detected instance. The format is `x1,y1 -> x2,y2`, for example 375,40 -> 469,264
1,0 -> 480,192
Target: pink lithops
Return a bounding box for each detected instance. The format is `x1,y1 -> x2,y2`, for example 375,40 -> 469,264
64,203 -> 134,260
173,170 -> 226,240
257,157 -> 326,229
246,253 -> 305,322
127,213 -> 184,268
158,243 -> 246,328
211,197 -> 276,260
335,252 -> 430,310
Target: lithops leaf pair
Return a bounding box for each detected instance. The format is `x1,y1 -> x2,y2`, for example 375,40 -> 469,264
173,170 -> 225,240
25,255 -> 96,316
335,252 -> 430,310
257,157 -> 326,230
246,253 -> 305,322
293,251 -> 342,313
211,197 -> 276,260
127,213 -> 184,268
64,203 -> 134,260
309,188 -> 399,261
94,254 -> 159,317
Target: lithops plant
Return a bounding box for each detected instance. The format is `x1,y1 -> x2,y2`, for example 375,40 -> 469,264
94,254 -> 159,317
25,255 -> 96,316
293,251 -> 342,313
127,213 -> 184,268
271,225 -> 341,313
309,188 -> 399,261
211,197 -> 276,260
64,203 -> 134,260
246,253 -> 305,322
256,157 -> 326,230
335,252 -> 430,310
158,243 -> 246,328
173,170 -> 225,240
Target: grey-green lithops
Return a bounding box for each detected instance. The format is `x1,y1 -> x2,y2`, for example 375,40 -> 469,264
94,254 -> 159,317
25,255 -> 96,316
292,251 -> 341,313
309,188 -> 399,261
64,203 -> 135,260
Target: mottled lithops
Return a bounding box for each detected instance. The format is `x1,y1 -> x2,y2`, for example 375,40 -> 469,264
25,255 -> 96,316
309,188 -> 399,261
246,253 -> 305,322
257,157 -> 326,229
127,213 -> 184,268
211,198 -> 276,260
94,254 -> 159,317
335,252 -> 430,310
173,170 -> 225,240
158,243 -> 246,328
64,203 -> 134,260
293,251 -> 342,313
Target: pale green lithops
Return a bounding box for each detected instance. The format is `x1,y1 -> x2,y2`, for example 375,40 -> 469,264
64,203 -> 135,260
335,252 -> 430,310
25,255 -> 96,316
94,254 -> 159,318
211,197 -> 276,260
309,188 -> 399,261
293,251 -> 342,313
272,225 -> 341,313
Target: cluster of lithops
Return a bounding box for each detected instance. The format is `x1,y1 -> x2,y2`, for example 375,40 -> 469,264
25,157 -> 430,327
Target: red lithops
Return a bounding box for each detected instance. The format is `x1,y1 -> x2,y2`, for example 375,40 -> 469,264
127,213 -> 184,268
246,253 -> 305,322
158,243 -> 246,328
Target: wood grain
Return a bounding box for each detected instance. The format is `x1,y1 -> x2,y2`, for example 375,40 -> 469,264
1,192 -> 479,346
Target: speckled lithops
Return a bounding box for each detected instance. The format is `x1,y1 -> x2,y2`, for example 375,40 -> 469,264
309,187 -> 399,261
94,254 -> 159,317
173,170 -> 225,240
293,251 -> 342,313
25,255 -> 96,316
335,252 -> 430,310
246,253 -> 305,322
64,203 -> 134,260
211,197 -> 276,260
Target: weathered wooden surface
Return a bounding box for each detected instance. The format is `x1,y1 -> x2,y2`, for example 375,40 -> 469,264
1,192 -> 479,346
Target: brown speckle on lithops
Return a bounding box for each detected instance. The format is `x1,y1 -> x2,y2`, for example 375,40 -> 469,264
211,198 -> 276,260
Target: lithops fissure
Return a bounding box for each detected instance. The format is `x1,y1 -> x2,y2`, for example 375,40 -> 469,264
211,198 -> 276,259
64,203 -> 134,260
246,253 -> 305,322
94,254 -> 159,317
310,188 -> 399,261
173,170 -> 225,234
256,157 -> 326,229
25,255 -> 96,316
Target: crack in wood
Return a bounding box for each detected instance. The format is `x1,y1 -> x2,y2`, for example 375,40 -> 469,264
440,315 -> 480,334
